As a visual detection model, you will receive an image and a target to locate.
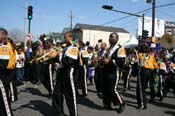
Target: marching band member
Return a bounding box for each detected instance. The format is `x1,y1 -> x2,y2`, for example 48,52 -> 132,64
137,43 -> 158,110
78,41 -> 89,97
94,42 -> 107,96
123,49 -> 136,91
156,50 -> 167,101
7,38 -> 18,102
0,28 -> 15,116
41,39 -> 55,97
163,55 -> 175,97
24,40 -> 33,82
52,32 -> 79,116
102,32 -> 126,113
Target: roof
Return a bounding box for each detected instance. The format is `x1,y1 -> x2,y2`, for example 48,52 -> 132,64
74,23 -> 129,33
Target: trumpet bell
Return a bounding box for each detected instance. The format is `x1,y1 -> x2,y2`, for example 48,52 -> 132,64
160,34 -> 175,49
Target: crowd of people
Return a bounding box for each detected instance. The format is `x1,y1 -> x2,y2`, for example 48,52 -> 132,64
0,27 -> 175,116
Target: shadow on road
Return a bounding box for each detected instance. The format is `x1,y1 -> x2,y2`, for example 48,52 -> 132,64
150,101 -> 175,109
15,100 -> 56,116
122,91 -> 137,100
125,100 -> 138,108
87,88 -> 97,93
164,110 -> 175,116
77,97 -> 103,110
21,87 -> 49,98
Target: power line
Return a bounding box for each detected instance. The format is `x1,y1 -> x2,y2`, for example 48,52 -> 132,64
118,11 -> 150,28
156,10 -> 174,18
101,2 -> 175,26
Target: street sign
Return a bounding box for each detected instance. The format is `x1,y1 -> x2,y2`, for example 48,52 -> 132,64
26,33 -> 33,41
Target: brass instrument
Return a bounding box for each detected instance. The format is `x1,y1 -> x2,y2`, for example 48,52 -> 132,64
91,57 -> 98,67
29,55 -> 39,64
35,46 -> 62,63
98,59 -> 105,68
91,57 -> 106,68
160,34 -> 175,50
98,48 -> 110,68
91,49 -> 109,68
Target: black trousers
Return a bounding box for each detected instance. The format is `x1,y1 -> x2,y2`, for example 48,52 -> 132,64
137,68 -> 155,107
52,67 -> 78,116
164,71 -> 175,96
0,70 -> 14,116
24,62 -> 32,82
123,65 -> 132,90
158,69 -> 166,97
32,63 -> 42,83
41,63 -> 54,94
9,69 -> 18,102
78,65 -> 87,95
102,67 -> 124,107
94,66 -> 104,93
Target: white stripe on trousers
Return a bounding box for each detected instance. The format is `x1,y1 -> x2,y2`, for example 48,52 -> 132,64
49,64 -> 54,94
0,80 -> 12,116
70,68 -> 78,116
126,67 -> 132,89
160,75 -> 163,96
83,65 -> 87,95
138,68 -> 144,107
114,67 -> 123,104
10,82 -> 14,102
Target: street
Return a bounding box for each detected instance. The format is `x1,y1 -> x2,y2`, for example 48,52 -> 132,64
12,78 -> 175,116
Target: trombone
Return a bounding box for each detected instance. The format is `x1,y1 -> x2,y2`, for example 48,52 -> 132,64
35,46 -> 62,63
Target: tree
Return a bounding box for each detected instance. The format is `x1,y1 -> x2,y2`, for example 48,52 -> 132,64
8,28 -> 25,43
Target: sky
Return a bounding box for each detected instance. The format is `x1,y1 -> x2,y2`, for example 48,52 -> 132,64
0,0 -> 175,39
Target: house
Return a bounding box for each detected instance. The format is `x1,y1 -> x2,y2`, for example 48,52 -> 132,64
46,32 -> 62,44
73,23 -> 131,46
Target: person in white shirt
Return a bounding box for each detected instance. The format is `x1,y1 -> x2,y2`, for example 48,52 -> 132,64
16,48 -> 25,81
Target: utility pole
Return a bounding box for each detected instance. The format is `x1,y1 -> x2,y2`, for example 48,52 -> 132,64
69,11 -> 74,31
142,13 -> 145,35
24,0 -> 27,36
152,0 -> 156,37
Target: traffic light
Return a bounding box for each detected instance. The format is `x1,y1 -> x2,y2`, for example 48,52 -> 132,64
28,6 -> 33,20
142,30 -> 149,39
102,5 -> 113,10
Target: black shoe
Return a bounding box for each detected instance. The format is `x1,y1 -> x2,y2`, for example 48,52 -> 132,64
58,113 -> 68,116
123,88 -> 127,92
82,94 -> 87,97
48,93 -> 52,99
149,98 -> 155,103
97,92 -> 103,98
137,105 -> 147,110
159,96 -> 163,101
103,106 -> 112,110
128,87 -> 131,90
117,102 -> 125,113
36,82 -> 41,85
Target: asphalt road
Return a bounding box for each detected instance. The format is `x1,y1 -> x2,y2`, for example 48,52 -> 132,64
12,78 -> 175,116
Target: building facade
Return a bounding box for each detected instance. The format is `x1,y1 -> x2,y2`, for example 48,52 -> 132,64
73,23 -> 130,46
